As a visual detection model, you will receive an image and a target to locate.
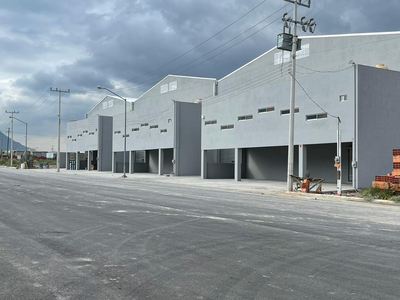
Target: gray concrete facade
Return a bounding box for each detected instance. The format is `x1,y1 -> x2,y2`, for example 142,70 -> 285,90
66,95 -> 126,172
112,75 -> 215,176
201,31 -> 400,188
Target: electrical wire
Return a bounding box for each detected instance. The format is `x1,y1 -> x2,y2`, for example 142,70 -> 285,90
112,0 -> 274,89
19,88 -> 50,112
291,74 -> 339,120
115,7 -> 290,92
28,94 -> 58,114
297,64 -> 354,73
313,0 -> 326,18
21,92 -> 54,114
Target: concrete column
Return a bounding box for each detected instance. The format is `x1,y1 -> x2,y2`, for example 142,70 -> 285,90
97,151 -> 101,171
112,152 -> 115,173
130,151 -> 136,174
173,148 -> 178,176
299,144 -> 307,178
87,151 -> 92,171
76,152 -> 80,170
158,149 -> 164,175
201,150 -> 208,179
66,152 -> 69,170
235,148 -> 242,181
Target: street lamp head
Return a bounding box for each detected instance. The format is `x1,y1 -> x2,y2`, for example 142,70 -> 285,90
97,86 -> 104,90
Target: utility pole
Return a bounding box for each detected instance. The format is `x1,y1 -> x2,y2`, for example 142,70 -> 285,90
50,87 -> 70,173
0,131 -> 3,157
335,118 -> 342,196
6,127 -> 10,158
277,0 -> 316,191
5,111 -> 19,167
12,117 -> 28,161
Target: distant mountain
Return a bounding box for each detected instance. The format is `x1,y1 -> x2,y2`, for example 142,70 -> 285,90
0,131 -> 26,151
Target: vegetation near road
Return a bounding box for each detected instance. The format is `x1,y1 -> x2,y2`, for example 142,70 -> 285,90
361,187 -> 400,203
0,157 -> 56,168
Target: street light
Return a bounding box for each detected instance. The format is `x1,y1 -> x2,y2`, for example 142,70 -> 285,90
12,117 -> 28,161
97,86 -> 127,178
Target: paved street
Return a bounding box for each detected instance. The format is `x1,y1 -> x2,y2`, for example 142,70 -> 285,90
0,168 -> 399,300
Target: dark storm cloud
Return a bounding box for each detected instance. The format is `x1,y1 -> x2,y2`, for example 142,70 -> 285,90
0,0 -> 399,138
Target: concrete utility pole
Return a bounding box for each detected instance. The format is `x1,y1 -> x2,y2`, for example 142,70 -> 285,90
6,127 -> 10,158
336,118 -> 342,196
5,111 -> 19,167
278,0 -> 316,191
12,117 -> 28,160
50,88 -> 70,173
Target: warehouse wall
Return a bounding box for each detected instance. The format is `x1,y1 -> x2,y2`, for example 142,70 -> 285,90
357,65 -> 400,188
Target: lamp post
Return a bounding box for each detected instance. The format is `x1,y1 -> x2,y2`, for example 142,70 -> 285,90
12,117 -> 28,160
97,86 -> 127,178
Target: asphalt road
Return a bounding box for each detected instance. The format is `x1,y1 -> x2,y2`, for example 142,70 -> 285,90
0,168 -> 399,300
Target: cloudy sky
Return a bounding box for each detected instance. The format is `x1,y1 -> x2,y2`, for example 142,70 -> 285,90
0,0 -> 399,150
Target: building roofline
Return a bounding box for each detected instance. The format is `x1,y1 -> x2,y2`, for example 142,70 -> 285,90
299,30 -> 400,40
86,95 -> 136,116
136,74 -> 217,101
219,31 -> 400,82
219,47 -> 277,82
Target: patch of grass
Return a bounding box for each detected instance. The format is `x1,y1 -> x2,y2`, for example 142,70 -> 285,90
361,186 -> 398,202
0,158 -> 9,166
390,195 -> 400,203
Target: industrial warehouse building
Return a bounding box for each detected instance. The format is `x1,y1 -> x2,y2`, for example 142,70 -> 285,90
66,95 -> 135,171
112,75 -> 216,176
201,31 -> 400,189
66,31 -> 400,189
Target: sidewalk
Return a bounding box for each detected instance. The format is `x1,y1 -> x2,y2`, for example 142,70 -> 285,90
25,168 -> 354,196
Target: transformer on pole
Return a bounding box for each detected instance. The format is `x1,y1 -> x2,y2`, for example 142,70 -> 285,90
278,0 -> 316,192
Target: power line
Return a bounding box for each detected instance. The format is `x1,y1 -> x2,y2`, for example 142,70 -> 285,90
112,0 -> 272,89
115,6 -> 290,92
291,74 -> 339,119
297,64 -> 354,73
19,88 -> 50,112
21,92 -> 54,114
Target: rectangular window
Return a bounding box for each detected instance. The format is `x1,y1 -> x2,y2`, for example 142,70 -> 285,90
280,108 -> 299,116
205,120 -> 217,126
168,119 -> 172,123
114,131 -> 121,134
258,106 -> 275,114
169,81 -> 178,91
306,113 -> 328,121
89,132 -> 95,135
72,139 -> 77,142
83,130 -> 88,134
67,136 -> 72,139
160,84 -> 168,94
339,94 -> 347,102
132,128 -> 139,132
77,134 -> 82,137
238,115 -> 253,121
141,123 -> 149,127
150,125 -> 158,129
123,134 -> 129,138
160,129 -> 167,133
221,124 -> 234,130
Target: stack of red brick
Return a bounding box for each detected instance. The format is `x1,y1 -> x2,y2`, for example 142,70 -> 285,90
372,149 -> 400,191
